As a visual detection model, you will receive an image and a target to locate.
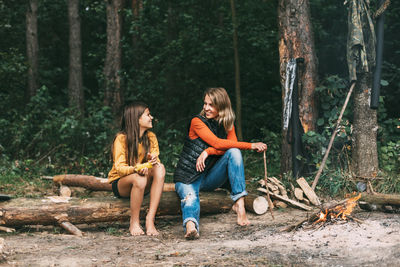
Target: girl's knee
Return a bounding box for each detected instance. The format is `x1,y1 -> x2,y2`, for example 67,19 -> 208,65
132,176 -> 147,190
154,163 -> 166,177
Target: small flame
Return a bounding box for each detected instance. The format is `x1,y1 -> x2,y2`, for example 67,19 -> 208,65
313,193 -> 361,225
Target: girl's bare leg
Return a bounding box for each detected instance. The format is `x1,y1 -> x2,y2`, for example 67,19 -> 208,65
118,174 -> 148,235
145,164 -> 165,236
232,197 -> 250,226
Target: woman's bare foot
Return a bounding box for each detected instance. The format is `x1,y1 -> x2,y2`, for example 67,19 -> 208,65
129,223 -> 145,236
145,216 -> 159,236
184,221 -> 199,240
232,198 -> 250,226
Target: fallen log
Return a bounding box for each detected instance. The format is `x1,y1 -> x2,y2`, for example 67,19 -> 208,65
50,174 -> 176,192
53,174 -> 112,191
360,192 -> 400,206
0,192 -> 266,228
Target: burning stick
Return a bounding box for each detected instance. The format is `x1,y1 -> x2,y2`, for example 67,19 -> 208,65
281,193 -> 362,232
263,151 -> 275,219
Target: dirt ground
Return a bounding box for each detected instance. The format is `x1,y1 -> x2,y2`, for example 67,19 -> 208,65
1,202 -> 399,267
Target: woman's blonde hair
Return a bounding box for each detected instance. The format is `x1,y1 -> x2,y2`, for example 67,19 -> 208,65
200,87 -> 235,132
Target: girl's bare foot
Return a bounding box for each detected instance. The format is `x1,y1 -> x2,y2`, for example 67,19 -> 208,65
129,223 -> 145,236
232,198 -> 250,226
184,221 -> 199,240
145,216 -> 159,236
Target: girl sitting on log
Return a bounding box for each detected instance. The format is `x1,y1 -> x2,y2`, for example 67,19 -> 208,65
108,102 -> 165,236
174,87 -> 267,239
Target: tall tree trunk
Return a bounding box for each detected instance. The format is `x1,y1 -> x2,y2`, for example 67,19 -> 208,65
352,73 -> 378,177
104,0 -> 124,117
131,0 -> 142,47
230,0 -> 243,140
278,0 -> 318,174
26,0 -> 39,98
68,0 -> 84,114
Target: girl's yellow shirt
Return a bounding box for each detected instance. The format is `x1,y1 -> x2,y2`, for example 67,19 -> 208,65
108,131 -> 159,183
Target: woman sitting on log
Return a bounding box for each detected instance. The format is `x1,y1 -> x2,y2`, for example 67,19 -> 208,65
108,102 -> 165,236
174,87 -> 267,239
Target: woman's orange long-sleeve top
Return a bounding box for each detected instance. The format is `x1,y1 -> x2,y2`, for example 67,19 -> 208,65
188,117 -> 252,155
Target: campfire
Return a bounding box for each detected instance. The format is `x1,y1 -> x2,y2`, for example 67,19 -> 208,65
283,193 -> 363,232
313,193 -> 361,225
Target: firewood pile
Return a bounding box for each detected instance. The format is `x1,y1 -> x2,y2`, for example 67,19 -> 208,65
257,177 -> 321,211
281,193 -> 363,232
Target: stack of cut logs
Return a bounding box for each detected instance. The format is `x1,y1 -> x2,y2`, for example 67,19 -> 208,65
257,177 -> 321,211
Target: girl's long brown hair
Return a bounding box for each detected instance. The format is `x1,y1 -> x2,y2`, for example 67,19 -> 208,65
112,102 -> 150,166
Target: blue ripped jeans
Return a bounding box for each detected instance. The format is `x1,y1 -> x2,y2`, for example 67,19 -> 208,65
175,148 -> 248,232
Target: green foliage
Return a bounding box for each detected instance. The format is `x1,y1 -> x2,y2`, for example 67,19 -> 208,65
0,86 -> 115,178
1,0 -> 399,198
302,75 -> 352,175
379,141 -> 400,173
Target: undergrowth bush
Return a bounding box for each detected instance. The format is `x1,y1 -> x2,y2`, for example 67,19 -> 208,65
0,86 -> 115,179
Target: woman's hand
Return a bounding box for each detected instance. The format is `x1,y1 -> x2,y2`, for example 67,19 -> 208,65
251,142 -> 267,152
196,150 -> 209,172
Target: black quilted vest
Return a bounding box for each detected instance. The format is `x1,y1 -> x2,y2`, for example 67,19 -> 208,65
173,115 -> 227,184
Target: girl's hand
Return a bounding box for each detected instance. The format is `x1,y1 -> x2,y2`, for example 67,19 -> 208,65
147,153 -> 158,165
251,142 -> 267,152
137,167 -> 149,176
196,150 -> 208,172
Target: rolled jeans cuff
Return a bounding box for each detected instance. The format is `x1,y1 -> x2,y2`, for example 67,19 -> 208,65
231,190 -> 248,202
183,217 -> 199,232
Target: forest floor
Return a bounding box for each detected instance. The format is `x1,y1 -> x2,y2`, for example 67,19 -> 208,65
1,197 -> 400,267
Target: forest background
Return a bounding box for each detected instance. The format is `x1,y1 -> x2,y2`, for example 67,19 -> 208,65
0,0 -> 399,198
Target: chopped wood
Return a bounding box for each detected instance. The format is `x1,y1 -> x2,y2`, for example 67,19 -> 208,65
294,188 -> 304,201
0,192 -> 266,228
273,200 -> 287,209
257,188 -> 312,211
258,177 -> 288,197
59,221 -> 83,237
296,177 -> 321,206
0,225 -> 15,233
59,185 -> 72,197
0,238 -> 4,255
244,195 -> 269,215
267,183 -> 280,194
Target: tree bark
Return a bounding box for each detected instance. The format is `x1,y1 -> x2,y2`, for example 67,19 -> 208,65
131,0 -> 142,47
68,0 -> 84,114
104,0 -> 124,117
0,192 -> 266,227
26,0 -> 39,98
352,73 -> 378,177
230,0 -> 243,140
278,0 -> 318,174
